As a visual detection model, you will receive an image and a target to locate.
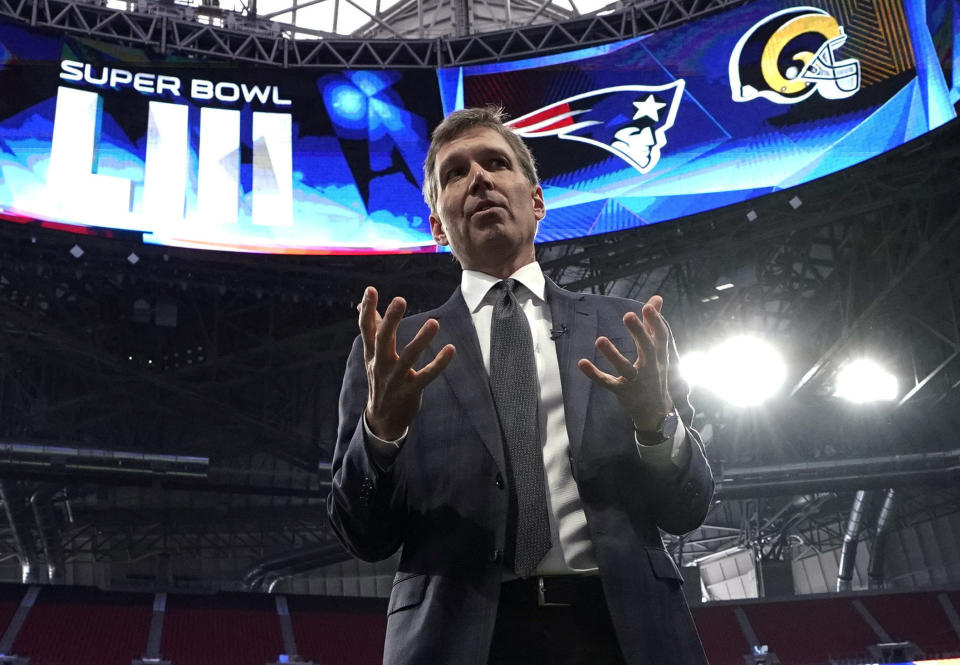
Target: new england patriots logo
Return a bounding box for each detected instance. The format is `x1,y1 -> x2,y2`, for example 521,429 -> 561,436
505,81 -> 685,174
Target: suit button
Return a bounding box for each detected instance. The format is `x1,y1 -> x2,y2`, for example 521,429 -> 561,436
495,473 -> 504,489
489,549 -> 503,565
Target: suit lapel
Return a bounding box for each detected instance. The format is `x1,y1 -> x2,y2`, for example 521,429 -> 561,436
545,279 -> 597,460
431,288 -> 505,472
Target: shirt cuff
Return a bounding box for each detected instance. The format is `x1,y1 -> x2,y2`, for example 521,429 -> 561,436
634,411 -> 690,474
362,414 -> 407,471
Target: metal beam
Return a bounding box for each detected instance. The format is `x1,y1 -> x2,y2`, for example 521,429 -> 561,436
0,0 -> 748,66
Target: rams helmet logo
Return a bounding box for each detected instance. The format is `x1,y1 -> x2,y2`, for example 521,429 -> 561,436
729,6 -> 860,104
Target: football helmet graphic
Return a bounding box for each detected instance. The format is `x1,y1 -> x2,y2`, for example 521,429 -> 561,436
729,6 -> 860,105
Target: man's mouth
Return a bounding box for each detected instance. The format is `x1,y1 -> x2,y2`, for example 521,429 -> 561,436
471,201 -> 500,216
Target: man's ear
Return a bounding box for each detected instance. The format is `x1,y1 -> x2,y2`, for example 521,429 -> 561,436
532,186 -> 546,221
429,214 -> 448,246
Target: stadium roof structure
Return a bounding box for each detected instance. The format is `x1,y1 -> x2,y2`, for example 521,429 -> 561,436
0,0 -> 748,66
0,0 -> 958,598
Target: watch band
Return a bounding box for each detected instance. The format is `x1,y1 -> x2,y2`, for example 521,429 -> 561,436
635,410 -> 680,446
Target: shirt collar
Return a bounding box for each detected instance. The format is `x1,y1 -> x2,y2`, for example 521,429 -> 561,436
461,262 -> 546,313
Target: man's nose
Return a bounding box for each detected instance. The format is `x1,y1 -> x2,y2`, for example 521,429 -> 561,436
468,164 -> 494,193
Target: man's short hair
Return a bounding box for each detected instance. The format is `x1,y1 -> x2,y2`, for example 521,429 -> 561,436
422,106 -> 540,213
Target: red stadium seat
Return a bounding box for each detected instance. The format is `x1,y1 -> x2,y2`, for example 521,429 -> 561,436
0,583 -> 25,641
690,604 -> 751,665
12,586 -> 152,665
859,591 -> 960,656
742,596 -> 878,664
3,583 -> 957,665
287,595 -> 387,665
162,592 -> 284,665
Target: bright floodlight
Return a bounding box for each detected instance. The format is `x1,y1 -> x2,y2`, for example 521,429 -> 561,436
680,335 -> 786,406
834,359 -> 898,403
679,351 -> 709,389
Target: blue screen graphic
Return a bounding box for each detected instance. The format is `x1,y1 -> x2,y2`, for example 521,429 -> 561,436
0,0 -> 956,254
442,0 -> 959,244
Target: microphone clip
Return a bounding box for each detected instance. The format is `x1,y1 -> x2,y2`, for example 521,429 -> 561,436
549,324 -> 568,341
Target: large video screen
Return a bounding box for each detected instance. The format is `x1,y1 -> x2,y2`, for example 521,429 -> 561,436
0,0 -> 956,254
0,27 -> 444,253
442,0 -> 959,241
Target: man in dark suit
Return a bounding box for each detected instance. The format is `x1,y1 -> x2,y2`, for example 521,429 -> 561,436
327,107 -> 713,665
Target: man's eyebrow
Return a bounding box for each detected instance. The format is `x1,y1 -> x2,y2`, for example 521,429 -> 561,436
436,145 -> 511,176
437,152 -> 460,169
437,146 -> 469,168
436,154 -> 463,180
485,146 -> 512,161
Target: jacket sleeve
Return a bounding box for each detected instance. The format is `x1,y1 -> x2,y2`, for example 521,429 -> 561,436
644,316 -> 714,536
326,335 -> 406,562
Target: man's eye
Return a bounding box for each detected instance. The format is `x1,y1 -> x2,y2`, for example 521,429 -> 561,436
490,157 -> 508,168
444,169 -> 464,183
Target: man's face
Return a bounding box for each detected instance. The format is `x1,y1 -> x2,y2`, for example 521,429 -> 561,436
429,126 -> 545,275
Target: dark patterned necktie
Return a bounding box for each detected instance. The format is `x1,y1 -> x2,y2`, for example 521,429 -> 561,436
489,279 -> 551,577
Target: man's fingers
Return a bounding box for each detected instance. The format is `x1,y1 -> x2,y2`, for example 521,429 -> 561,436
397,318 -> 441,370
374,296 -> 407,363
577,358 -> 620,388
643,301 -> 667,338
596,336 -> 637,378
642,296 -> 670,362
622,313 -> 653,366
415,344 -> 456,386
358,286 -> 379,360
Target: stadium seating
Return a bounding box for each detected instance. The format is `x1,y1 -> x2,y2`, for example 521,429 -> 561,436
287,595 -> 387,665
10,585 -> 152,665
859,591 -> 959,656
162,592 -> 284,665
0,582 -> 957,665
0,583 -> 23,643
688,604 -> 750,665
739,595 -> 884,664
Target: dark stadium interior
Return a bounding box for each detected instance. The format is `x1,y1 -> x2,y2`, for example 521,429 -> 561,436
0,0 -> 958,663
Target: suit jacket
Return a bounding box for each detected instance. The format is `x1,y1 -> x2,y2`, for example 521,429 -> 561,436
327,278 -> 714,665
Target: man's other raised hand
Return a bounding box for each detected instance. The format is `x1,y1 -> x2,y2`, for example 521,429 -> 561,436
577,294 -> 674,432
359,287 -> 456,441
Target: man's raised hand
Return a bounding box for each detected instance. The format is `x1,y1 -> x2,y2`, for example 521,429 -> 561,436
577,295 -> 673,432
359,286 -> 456,441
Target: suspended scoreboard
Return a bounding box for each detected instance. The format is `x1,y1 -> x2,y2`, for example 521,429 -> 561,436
0,0 -> 956,254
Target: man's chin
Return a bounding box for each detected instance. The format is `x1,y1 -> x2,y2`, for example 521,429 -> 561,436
472,225 -> 513,246
461,230 -> 533,267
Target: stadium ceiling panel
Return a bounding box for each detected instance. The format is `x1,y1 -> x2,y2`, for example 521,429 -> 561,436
0,0 -> 748,65
138,0 -> 741,40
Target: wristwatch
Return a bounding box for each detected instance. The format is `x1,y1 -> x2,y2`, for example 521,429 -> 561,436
635,410 -> 680,446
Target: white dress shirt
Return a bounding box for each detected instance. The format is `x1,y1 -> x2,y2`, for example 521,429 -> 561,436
365,261 -> 688,575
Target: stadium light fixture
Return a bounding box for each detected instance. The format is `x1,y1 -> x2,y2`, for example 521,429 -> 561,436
680,335 -> 786,406
834,359 -> 898,403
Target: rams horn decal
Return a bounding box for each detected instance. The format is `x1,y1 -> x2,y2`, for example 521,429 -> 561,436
729,6 -> 860,104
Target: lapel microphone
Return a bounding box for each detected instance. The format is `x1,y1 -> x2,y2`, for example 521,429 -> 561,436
549,324 -> 568,340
